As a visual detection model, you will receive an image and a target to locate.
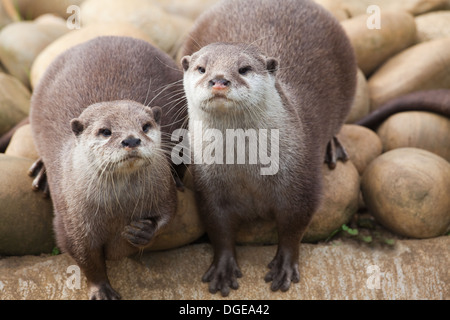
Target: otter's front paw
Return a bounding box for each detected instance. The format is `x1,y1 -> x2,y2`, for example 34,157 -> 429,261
89,282 -> 121,300
264,254 -> 300,292
202,255 -> 242,297
122,219 -> 156,248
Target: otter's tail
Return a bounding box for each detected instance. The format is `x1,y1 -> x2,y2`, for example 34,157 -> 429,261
356,89 -> 450,130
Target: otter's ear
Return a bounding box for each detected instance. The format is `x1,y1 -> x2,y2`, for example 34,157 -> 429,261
266,57 -> 279,75
70,118 -> 84,136
152,106 -> 162,125
181,56 -> 191,72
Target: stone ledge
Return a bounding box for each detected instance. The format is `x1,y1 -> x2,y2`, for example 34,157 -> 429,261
0,237 -> 448,300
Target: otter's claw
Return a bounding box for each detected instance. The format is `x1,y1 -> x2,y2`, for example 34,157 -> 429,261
264,253 -> 300,292
89,282 -> 121,300
202,254 -> 242,297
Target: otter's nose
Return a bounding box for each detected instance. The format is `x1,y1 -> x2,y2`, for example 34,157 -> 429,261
121,137 -> 141,148
209,78 -> 230,90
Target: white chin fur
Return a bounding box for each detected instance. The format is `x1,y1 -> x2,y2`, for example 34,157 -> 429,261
200,97 -> 237,113
101,152 -> 149,173
116,156 -> 147,170
88,145 -> 156,173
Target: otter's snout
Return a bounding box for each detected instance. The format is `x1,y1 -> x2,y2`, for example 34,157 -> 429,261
121,137 -> 141,148
209,77 -> 230,90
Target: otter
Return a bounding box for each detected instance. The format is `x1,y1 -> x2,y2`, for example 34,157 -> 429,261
30,36 -> 184,299
179,0 -> 356,296
4,89 -> 449,155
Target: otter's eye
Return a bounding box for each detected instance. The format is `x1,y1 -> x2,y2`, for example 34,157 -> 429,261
198,66 -> 206,74
143,123 -> 152,133
238,66 -> 252,75
98,128 -> 111,137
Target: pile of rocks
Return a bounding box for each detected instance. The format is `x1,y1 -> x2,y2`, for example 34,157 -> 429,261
0,0 -> 449,299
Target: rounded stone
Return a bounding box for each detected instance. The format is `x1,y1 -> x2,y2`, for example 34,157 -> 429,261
346,68 -> 370,123
0,73 -> 31,136
13,0 -> 85,19
80,0 -> 193,56
368,37 -> 450,110
313,0 -> 351,21
361,148 -> 450,239
0,1 -> 12,28
415,11 -> 450,42
5,124 -> 39,160
0,154 -> 55,255
0,21 -> 69,88
303,161 -> 360,242
376,111 -> 450,162
341,11 -> 416,76
153,0 -> 220,20
337,124 -> 383,175
34,13 -> 68,27
331,0 -> 448,17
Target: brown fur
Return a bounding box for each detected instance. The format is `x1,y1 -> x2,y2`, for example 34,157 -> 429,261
356,89 -> 450,129
30,36 -> 184,299
179,0 -> 356,296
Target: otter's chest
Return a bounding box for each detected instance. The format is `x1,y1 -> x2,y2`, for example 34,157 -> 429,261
196,163 -> 279,217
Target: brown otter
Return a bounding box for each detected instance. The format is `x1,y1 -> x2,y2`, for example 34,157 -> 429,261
179,0 -> 356,296
4,89 -> 449,155
30,36 -> 185,299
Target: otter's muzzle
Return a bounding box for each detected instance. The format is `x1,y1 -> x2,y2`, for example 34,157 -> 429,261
209,78 -> 230,90
121,137 -> 141,148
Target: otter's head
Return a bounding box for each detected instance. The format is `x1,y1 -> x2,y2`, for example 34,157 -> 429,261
70,100 -> 162,173
181,43 -> 278,115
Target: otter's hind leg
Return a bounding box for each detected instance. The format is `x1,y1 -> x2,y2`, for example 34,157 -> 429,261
78,247 -> 121,300
265,190 -> 318,291
325,136 -> 348,169
264,215 -> 303,291
28,158 -> 49,197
